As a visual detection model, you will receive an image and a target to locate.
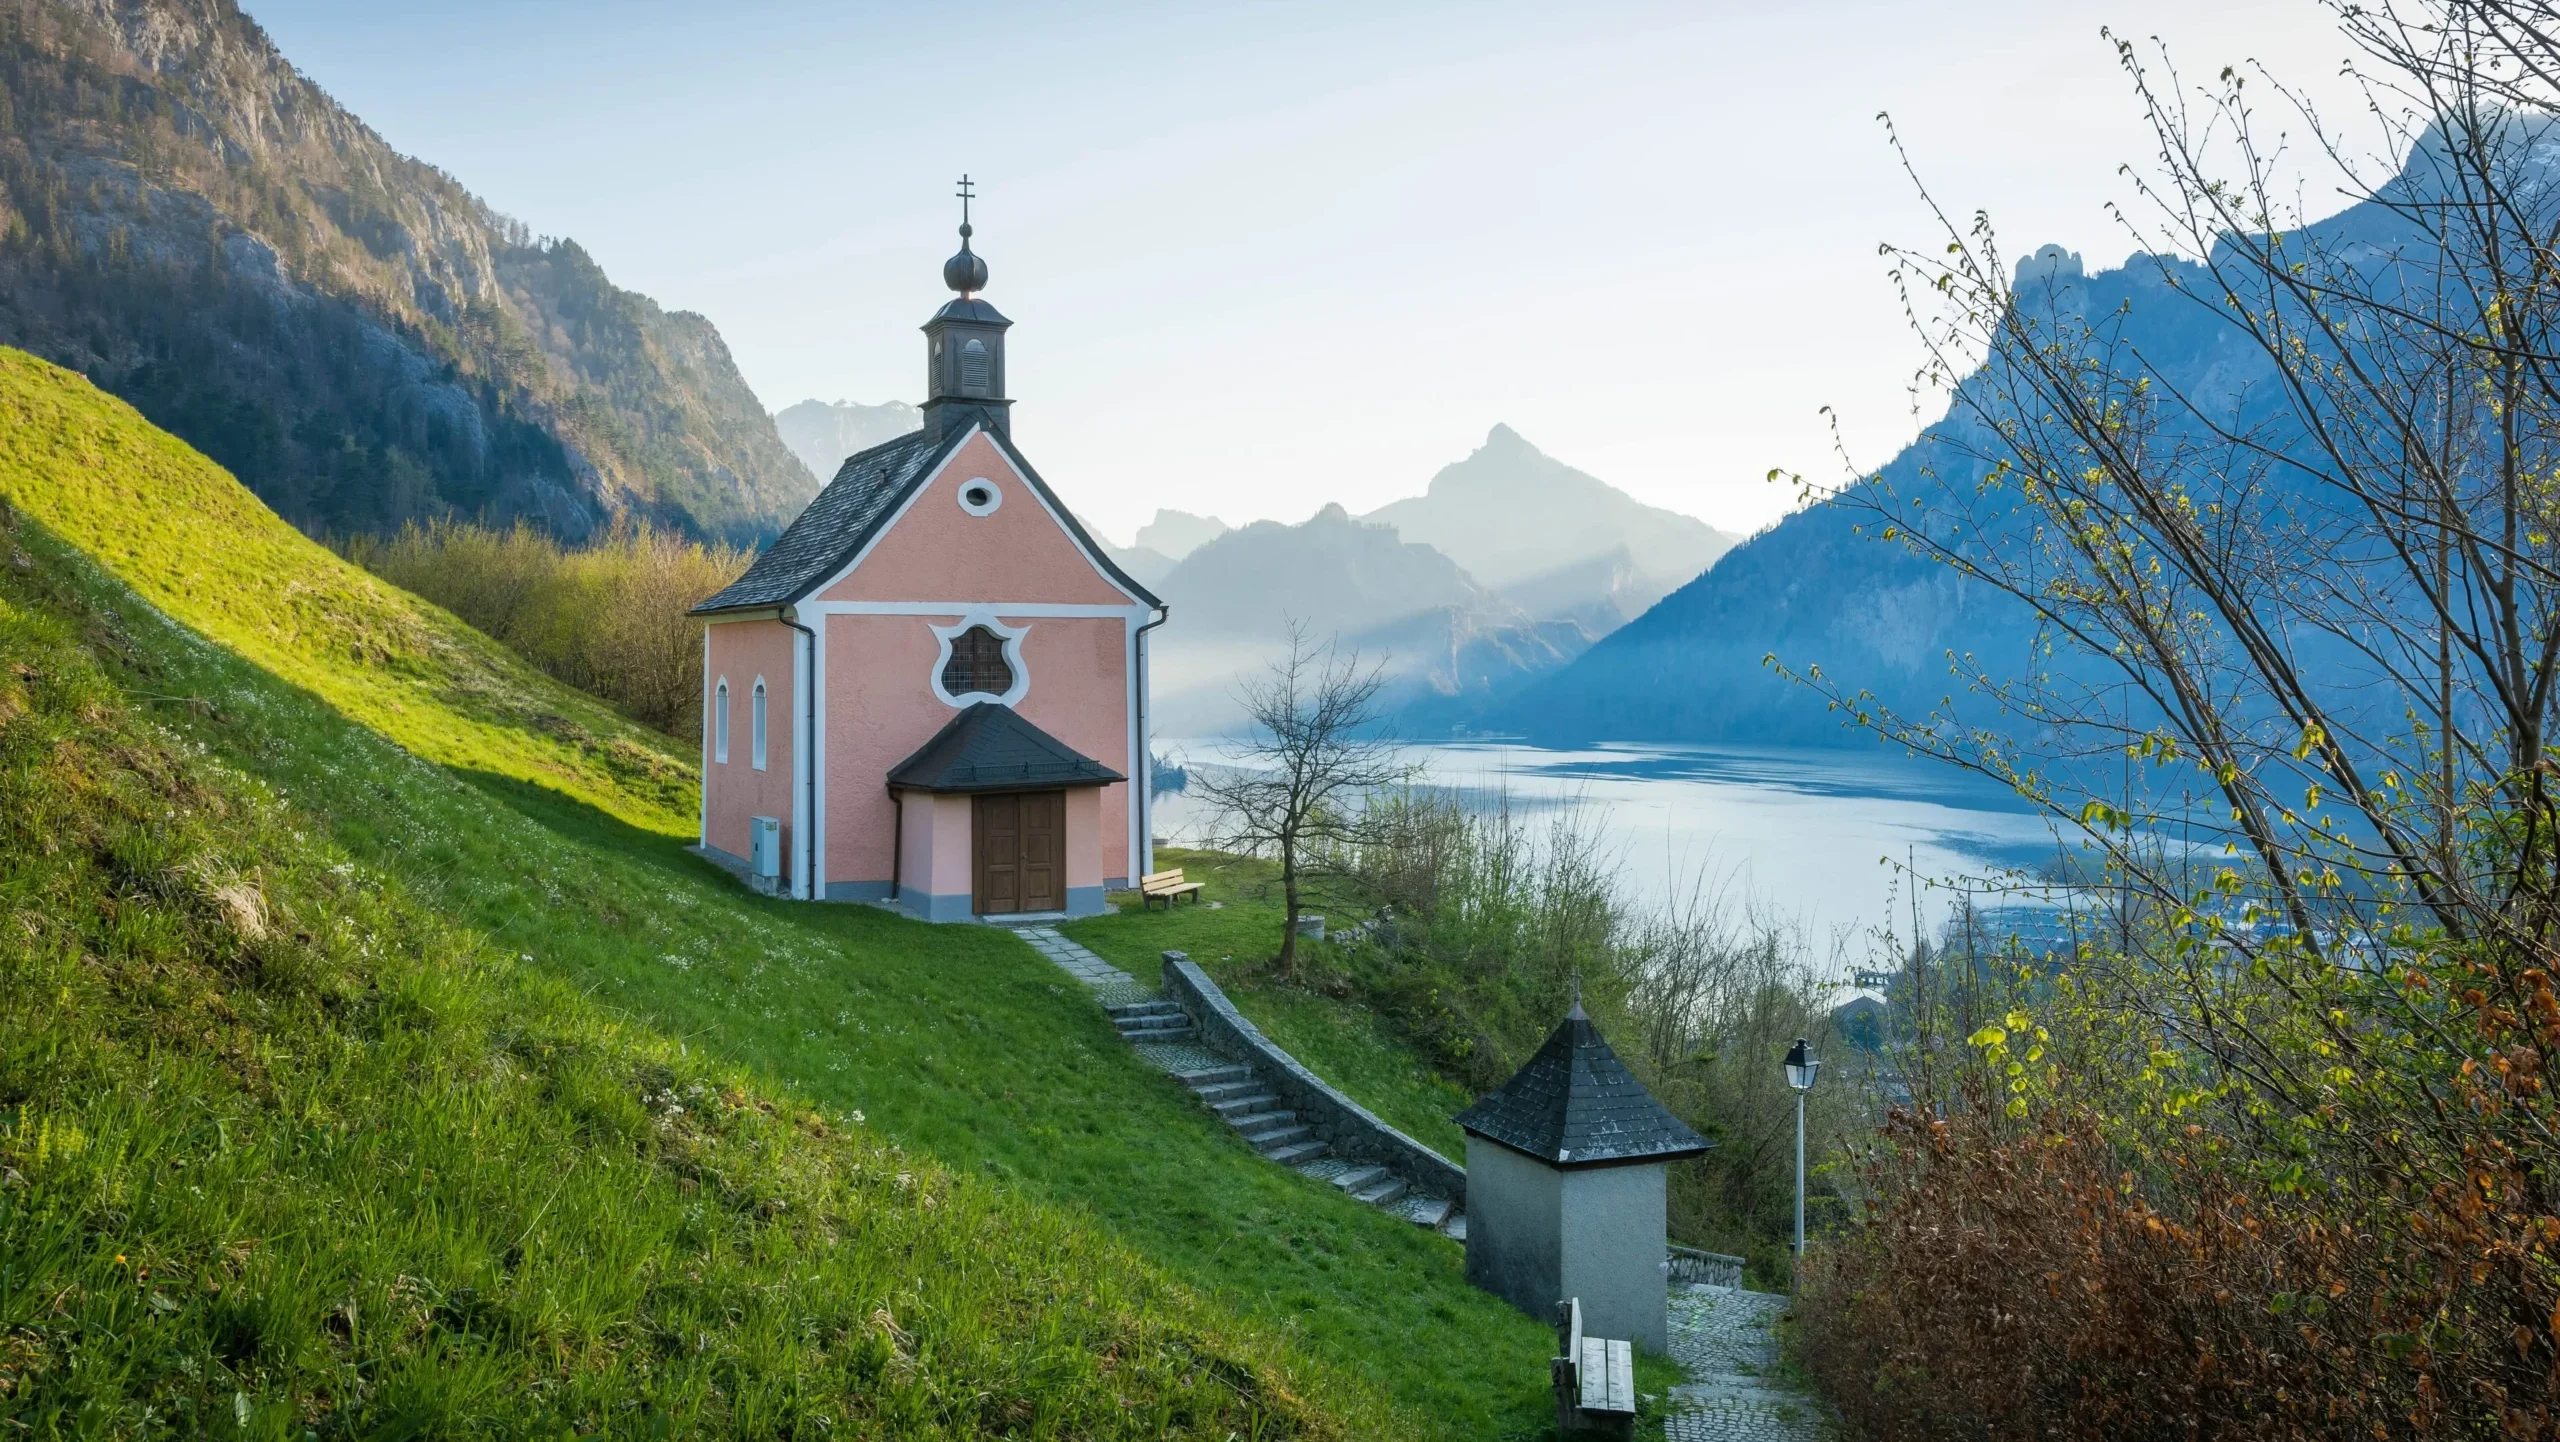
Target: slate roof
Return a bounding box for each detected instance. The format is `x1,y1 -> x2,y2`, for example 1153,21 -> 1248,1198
690,422 -> 1162,616
1454,1006 -> 1713,1168
886,702 -> 1126,793
931,297 -> 1011,326
692,428 -> 954,615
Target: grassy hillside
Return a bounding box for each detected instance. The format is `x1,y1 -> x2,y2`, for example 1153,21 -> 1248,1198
0,351 -> 1565,1436
0,524 -> 1346,1435
0,347 -> 694,836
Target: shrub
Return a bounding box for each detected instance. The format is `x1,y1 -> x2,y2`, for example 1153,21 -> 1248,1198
1334,792 -> 1861,1277
345,519 -> 747,740
1802,951 -> 2560,1439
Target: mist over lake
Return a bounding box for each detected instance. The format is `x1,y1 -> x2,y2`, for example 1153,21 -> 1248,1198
1154,739 -> 2067,956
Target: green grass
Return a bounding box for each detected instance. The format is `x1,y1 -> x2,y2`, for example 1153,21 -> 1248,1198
0,534 -> 1351,1437
0,350 -> 1565,1437
0,347 -> 695,837
1066,850 -> 1476,1161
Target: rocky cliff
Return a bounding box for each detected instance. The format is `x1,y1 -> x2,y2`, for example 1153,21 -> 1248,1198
0,0 -> 811,541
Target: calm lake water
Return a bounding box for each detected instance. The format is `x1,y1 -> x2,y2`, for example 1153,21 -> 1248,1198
1151,739 -> 2072,960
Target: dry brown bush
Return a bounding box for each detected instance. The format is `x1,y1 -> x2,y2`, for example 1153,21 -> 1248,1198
1804,1044 -> 2560,1441
344,519 -> 747,740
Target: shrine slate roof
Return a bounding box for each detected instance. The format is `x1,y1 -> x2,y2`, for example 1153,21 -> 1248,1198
692,428 -> 954,615
1454,1006 -> 1713,1169
689,422 -> 1162,616
886,702 -> 1126,793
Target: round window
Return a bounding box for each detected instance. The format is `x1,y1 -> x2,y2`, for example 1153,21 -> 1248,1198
957,478 -> 1002,516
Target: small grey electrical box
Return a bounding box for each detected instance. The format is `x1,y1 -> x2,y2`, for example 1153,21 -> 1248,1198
748,815 -> 782,890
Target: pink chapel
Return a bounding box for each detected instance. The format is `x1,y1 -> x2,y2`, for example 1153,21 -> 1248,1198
689,196 -> 1164,920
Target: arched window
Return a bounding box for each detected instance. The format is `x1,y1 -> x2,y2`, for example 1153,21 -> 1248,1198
714,679 -> 730,763
961,337 -> 990,395
940,625 -> 1014,698
750,679 -> 769,771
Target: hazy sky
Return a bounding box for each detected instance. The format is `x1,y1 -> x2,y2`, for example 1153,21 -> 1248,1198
241,0 -> 2366,544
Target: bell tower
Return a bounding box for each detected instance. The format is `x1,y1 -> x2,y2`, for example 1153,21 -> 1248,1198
922,174 -> 1013,440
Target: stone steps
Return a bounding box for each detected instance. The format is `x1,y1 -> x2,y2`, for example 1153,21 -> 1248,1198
1354,1175 -> 1409,1207
1036,936 -> 1467,1231
1176,1063 -> 1252,1090
1330,1164 -> 1390,1195
1165,1041 -> 1456,1227
1253,1124 -> 1317,1152
1402,1195 -> 1455,1229
1110,1001 -> 1199,1044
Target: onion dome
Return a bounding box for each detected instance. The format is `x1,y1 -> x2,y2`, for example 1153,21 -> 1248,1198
943,222 -> 988,295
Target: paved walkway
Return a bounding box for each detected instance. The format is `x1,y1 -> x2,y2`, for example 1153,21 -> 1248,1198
1662,1285 -> 1830,1441
1007,924 -> 1226,1070
1010,923 -> 1135,987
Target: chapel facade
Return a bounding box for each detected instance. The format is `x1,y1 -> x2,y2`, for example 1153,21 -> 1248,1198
690,200 -> 1164,920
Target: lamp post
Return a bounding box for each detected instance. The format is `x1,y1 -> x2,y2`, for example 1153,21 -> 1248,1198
1784,1037 -> 1820,1268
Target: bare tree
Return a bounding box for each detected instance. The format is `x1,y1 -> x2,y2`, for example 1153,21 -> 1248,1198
1192,623 -> 1407,979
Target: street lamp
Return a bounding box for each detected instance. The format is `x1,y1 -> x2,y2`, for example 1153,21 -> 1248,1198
1784,1037 -> 1820,1267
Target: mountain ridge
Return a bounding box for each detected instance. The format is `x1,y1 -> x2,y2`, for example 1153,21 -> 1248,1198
1494,242 -> 2279,748
773,396 -> 922,484
1361,424 -> 1737,606
0,0 -> 810,542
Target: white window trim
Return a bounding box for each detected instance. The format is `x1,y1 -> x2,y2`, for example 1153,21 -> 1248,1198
714,677 -> 731,763
956,476 -> 1002,516
929,614 -> 1031,708
750,676 -> 769,771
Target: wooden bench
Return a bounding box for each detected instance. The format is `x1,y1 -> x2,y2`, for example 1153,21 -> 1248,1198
1551,1297 -> 1635,1440
1138,868 -> 1204,909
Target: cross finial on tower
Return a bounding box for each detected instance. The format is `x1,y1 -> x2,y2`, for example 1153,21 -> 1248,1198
941,177 -> 991,296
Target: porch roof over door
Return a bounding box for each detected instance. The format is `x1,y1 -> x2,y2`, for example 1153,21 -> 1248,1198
886,702 -> 1126,794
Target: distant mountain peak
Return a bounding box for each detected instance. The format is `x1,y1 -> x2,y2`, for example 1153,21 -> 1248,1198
1133,509 -> 1229,560
2016,244 -> 2085,287
773,399 -> 923,484
1363,429 -> 1737,595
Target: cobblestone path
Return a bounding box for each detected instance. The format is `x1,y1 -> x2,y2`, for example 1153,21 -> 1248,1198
1663,1285 -> 1831,1441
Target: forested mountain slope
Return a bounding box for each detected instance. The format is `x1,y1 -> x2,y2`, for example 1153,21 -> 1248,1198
1499,243 -> 2269,747
772,396 -> 920,484
0,0 -> 811,542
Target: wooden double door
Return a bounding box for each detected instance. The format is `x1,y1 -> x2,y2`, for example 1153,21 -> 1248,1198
973,790 -> 1064,915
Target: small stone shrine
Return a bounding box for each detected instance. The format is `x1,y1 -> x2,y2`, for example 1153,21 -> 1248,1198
1454,1002 -> 1711,1350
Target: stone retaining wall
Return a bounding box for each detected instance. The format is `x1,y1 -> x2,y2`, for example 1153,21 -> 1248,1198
1161,951 -> 1467,1208
1667,1244 -> 1748,1289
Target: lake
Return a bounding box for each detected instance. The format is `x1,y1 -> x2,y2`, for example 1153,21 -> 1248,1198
1150,739 -> 2073,960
